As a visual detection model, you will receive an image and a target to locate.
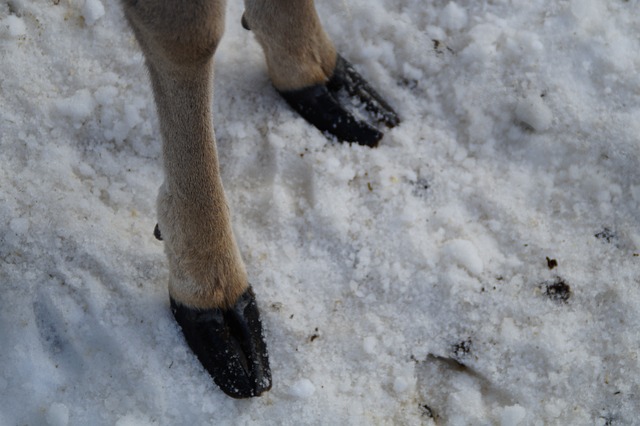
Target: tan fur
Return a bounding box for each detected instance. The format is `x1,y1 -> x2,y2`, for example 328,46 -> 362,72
121,0 -> 336,309
244,0 -> 337,90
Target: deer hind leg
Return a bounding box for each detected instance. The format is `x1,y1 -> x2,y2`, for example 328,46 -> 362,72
243,0 -> 401,147
121,0 -> 270,398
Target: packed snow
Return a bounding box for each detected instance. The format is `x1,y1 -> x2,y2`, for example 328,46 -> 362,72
1,0 -> 639,424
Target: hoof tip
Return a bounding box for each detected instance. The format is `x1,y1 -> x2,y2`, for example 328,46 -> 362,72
171,287 -> 272,399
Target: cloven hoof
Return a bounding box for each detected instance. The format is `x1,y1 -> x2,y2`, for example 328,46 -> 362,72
171,286 -> 272,398
277,55 -> 400,147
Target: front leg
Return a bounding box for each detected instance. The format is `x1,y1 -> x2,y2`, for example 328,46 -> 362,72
121,0 -> 270,398
243,0 -> 400,147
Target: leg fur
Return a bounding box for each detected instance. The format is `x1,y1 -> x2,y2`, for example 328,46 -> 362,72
122,0 -> 248,309
243,0 -> 337,91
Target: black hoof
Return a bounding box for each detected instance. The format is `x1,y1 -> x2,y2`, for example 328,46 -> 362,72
241,13 -> 250,31
153,223 -> 163,241
328,55 -> 400,129
170,287 -> 272,399
278,84 -> 383,147
276,54 -> 400,147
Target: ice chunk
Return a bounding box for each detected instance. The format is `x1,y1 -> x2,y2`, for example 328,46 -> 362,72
83,0 -> 105,26
441,239 -> 484,275
3,15 -> 27,38
94,86 -> 118,106
9,217 -> 29,235
53,89 -> 96,126
393,376 -> 411,394
363,336 -> 377,355
515,95 -> 553,131
288,378 -> 316,399
439,2 -> 468,31
501,404 -> 526,426
45,403 -> 69,426
115,413 -> 154,426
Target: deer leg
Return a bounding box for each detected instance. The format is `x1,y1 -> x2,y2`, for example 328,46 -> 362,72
121,0 -> 270,398
243,0 -> 400,147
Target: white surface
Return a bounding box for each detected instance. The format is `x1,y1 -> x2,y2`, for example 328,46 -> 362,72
82,0 -> 105,27
1,0 -> 639,424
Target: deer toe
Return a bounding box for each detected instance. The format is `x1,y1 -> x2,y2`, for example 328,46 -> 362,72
277,55 -> 400,147
170,286 -> 272,398
278,84 -> 383,147
328,55 -> 401,129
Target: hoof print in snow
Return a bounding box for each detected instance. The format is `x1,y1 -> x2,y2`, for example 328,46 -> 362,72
595,227 -> 617,243
170,286 -> 272,399
543,278 -> 571,303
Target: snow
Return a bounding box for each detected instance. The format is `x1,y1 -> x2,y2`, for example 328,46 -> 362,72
439,2 -> 468,32
1,0 -> 639,424
501,404 -> 526,426
2,14 -> 26,38
53,89 -> 96,126
45,403 -> 70,426
82,0 -> 105,27
288,379 -> 316,400
441,239 -> 484,276
514,94 -> 553,132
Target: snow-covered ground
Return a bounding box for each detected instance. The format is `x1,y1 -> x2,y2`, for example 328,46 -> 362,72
2,0 -> 639,424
